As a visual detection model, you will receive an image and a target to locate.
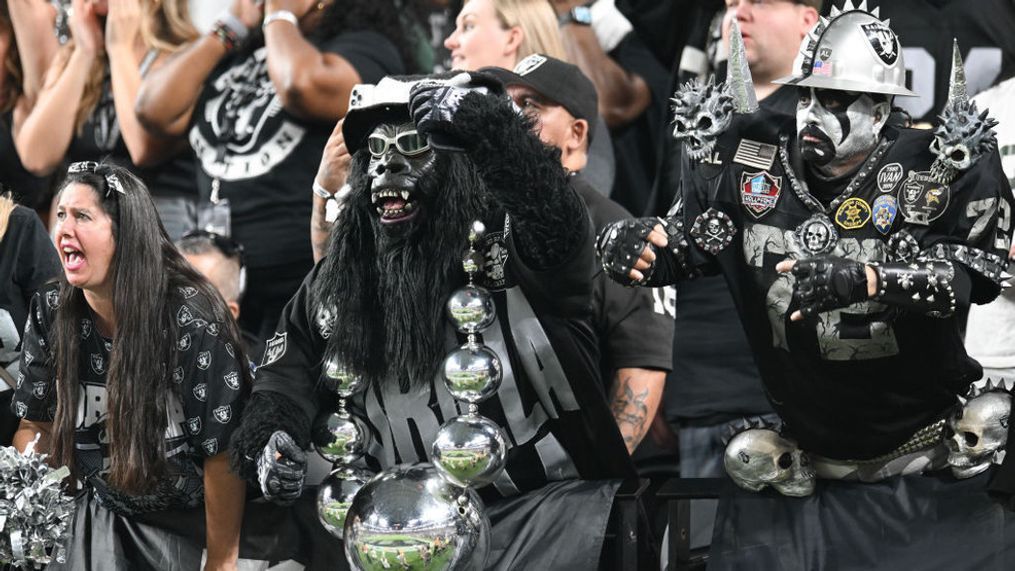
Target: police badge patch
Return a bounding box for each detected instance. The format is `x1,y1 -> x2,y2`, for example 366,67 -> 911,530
690,208 -> 737,255
834,197 -> 872,230
877,163 -> 904,193
262,332 -> 287,366
213,405 -> 232,424
740,171 -> 782,219
872,195 -> 899,235
899,171 -> 950,225
859,22 -> 900,66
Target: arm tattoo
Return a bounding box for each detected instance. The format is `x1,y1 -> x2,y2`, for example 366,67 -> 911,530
609,376 -> 650,453
310,196 -> 333,263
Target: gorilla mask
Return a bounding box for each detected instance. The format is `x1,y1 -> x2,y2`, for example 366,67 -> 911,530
367,122 -> 436,230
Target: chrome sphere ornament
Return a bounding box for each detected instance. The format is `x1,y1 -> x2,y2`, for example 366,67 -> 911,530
313,411 -> 369,464
446,286 -> 496,334
432,414 -> 508,488
442,344 -> 502,403
317,466 -> 372,539
322,358 -> 368,398
468,221 -> 486,244
344,464 -> 490,570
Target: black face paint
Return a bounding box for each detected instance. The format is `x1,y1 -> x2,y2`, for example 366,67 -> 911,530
814,89 -> 863,143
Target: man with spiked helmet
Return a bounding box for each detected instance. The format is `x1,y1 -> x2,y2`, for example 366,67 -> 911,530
598,1 -> 1013,483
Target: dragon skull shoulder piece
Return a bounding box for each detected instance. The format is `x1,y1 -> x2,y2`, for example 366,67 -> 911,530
671,77 -> 735,161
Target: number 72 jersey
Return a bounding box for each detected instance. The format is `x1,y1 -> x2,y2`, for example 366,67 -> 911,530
676,116 -> 1013,461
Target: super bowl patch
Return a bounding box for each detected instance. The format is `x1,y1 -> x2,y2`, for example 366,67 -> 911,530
690,208 -> 737,255
899,171 -> 949,225
877,163 -> 904,193
740,171 -> 782,219
872,194 -> 898,235
834,197 -> 872,230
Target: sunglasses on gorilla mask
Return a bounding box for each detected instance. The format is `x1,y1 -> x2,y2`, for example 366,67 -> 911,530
367,130 -> 430,158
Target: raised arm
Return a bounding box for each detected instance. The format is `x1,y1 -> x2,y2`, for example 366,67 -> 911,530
13,0 -> 107,175
7,0 -> 59,104
311,119 -> 352,262
261,0 -> 362,122
135,0 -> 262,136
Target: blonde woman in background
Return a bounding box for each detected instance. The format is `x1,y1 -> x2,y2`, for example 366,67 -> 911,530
12,0 -> 201,240
0,190 -> 61,446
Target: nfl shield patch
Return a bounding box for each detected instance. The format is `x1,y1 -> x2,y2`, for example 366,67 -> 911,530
213,405 -> 232,424
262,332 -> 288,366
872,195 -> 899,235
740,171 -> 782,219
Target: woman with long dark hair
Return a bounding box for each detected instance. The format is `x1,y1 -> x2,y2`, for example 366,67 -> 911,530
11,162 -> 250,570
136,0 -> 416,344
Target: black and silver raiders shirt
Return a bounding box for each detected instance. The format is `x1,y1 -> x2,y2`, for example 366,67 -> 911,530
675,113 -> 1013,460
11,283 -> 248,515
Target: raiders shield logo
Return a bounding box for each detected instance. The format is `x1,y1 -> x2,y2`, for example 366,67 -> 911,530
23,351 -> 34,367
172,366 -> 184,384
207,322 -> 220,337
316,306 -> 335,339
179,286 -> 198,299
32,381 -> 48,400
15,401 -> 27,418
90,354 -> 105,375
262,332 -> 287,366
186,416 -> 202,435
197,351 -> 212,371
178,333 -> 192,352
225,343 -> 235,358
193,383 -> 208,402
213,405 -> 232,424
16,371 -> 24,389
177,306 -> 194,327
740,171 -> 783,219
859,22 -> 900,66
202,438 -> 219,455
899,171 -> 950,225
224,371 -> 240,390
80,319 -> 92,339
46,290 -> 59,309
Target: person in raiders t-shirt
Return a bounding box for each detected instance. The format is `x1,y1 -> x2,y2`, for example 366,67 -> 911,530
10,163 -> 251,570
231,72 -> 634,567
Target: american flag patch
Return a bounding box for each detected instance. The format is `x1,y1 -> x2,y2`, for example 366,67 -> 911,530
733,139 -> 778,171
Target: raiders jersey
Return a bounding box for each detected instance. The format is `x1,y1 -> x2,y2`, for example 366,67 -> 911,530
254,215 -> 635,501
675,111 -> 1012,460
12,283 -> 247,515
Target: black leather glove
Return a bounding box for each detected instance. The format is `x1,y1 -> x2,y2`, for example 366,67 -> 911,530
596,217 -> 659,286
790,256 -> 869,318
409,81 -> 485,152
257,430 -> 307,505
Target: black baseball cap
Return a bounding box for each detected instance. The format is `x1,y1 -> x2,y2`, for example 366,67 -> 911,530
482,54 -> 599,142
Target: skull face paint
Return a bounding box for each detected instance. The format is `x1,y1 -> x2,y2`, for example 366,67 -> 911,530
797,88 -> 890,172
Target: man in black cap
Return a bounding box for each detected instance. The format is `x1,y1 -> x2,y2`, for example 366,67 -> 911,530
486,55 -> 673,455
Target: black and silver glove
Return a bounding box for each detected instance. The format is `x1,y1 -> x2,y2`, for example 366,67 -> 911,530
409,82 -> 487,151
257,430 -> 307,505
596,217 -> 659,286
790,256 -> 869,318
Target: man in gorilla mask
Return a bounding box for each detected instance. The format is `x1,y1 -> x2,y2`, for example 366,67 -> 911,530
230,72 -> 634,566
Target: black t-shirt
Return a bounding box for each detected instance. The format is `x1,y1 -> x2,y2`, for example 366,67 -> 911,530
0,113 -> 52,208
677,113 -> 1012,459
607,33 -> 671,217
66,70 -> 198,201
574,175 -> 673,384
11,283 -> 248,515
254,212 -> 634,500
190,31 -> 404,270
874,0 -> 1015,123
0,206 -> 61,384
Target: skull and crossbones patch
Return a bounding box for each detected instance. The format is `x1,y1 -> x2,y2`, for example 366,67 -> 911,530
690,208 -> 737,255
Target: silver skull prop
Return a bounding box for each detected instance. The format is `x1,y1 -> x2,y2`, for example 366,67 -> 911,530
344,464 -> 490,570
670,78 -> 734,160
945,385 -> 1012,479
724,428 -> 816,497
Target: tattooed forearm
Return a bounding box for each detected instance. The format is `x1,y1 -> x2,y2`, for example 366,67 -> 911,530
609,368 -> 665,454
311,194 -> 333,263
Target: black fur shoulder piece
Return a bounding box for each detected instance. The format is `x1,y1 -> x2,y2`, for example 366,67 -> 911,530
229,391 -> 312,482
451,92 -> 588,271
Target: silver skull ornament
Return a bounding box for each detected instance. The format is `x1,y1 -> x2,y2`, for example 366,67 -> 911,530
945,387 -> 1011,479
724,428 -> 816,497
670,78 -> 734,160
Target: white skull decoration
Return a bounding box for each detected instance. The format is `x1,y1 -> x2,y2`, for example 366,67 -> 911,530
944,386 -> 1011,479
707,217 -> 722,237
724,428 -> 816,497
805,223 -> 829,253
